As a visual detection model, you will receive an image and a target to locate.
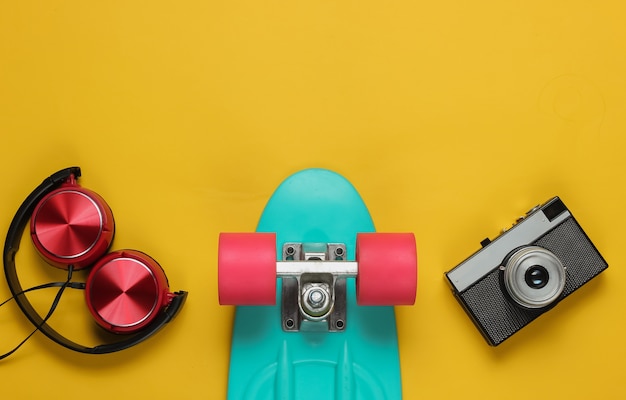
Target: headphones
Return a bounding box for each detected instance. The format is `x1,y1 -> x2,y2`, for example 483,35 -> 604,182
3,167 -> 187,355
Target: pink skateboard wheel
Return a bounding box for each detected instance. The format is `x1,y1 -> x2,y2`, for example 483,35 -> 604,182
218,233 -> 277,305
356,233 -> 417,306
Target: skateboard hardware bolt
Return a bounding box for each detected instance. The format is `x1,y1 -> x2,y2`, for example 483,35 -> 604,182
308,288 -> 326,308
285,246 -> 297,260
301,284 -> 332,318
334,247 -> 345,259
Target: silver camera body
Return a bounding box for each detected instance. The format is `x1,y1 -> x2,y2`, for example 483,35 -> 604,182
446,197 -> 608,346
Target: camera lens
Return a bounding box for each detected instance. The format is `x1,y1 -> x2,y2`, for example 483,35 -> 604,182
502,246 -> 566,309
525,265 -> 549,289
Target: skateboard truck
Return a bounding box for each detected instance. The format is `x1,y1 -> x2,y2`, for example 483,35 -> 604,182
218,232 -> 417,330
280,243 -> 351,332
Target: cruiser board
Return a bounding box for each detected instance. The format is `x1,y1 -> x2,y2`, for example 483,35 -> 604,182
218,169 -> 417,400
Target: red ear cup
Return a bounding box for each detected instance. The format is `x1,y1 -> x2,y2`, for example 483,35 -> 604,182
30,176 -> 114,270
85,250 -> 172,334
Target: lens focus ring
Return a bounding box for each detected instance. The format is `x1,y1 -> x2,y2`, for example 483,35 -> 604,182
503,246 -> 566,309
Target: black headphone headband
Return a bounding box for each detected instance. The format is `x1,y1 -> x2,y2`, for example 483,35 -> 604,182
3,167 -> 187,354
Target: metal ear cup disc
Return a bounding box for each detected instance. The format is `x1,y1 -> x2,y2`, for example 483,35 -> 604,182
30,185 -> 114,270
85,250 -> 171,334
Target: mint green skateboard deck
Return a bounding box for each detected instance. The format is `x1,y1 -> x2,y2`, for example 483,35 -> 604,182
224,169 -> 406,399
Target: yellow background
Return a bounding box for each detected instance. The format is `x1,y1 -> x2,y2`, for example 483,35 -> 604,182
0,1 -> 624,398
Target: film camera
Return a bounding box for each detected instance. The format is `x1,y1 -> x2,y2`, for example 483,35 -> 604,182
445,197 -> 608,346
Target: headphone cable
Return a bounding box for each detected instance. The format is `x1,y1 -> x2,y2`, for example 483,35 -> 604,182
0,266 -> 83,360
